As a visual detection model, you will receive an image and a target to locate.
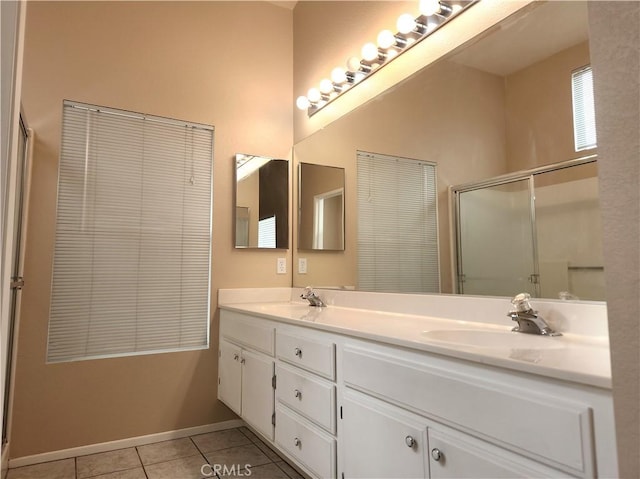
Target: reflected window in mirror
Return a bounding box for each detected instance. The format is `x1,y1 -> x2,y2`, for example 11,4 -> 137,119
298,163 -> 345,251
357,152 -> 439,293
234,154 -> 289,249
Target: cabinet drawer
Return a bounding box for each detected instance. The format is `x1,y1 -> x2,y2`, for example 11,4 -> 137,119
276,331 -> 335,380
343,345 -> 594,475
275,403 -> 336,479
220,310 -> 275,356
276,363 -> 336,433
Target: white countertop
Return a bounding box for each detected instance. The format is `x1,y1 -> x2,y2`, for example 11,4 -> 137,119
219,296 -> 612,390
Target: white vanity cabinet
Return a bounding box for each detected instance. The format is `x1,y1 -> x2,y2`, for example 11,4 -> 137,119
340,341 -> 612,479
274,328 -> 337,479
218,302 -> 617,479
218,310 -> 276,441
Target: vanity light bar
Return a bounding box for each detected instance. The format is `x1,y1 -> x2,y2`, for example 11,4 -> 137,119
296,0 -> 477,117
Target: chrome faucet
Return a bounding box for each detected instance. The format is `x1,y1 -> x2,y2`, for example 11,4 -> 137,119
301,287 -> 326,307
508,293 -> 561,336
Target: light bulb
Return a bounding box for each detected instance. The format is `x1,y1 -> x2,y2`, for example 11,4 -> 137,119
377,30 -> 396,49
361,42 -> 379,62
451,4 -> 463,14
296,96 -> 310,110
347,56 -> 362,72
307,88 -> 321,103
397,13 -> 417,34
386,49 -> 398,61
419,0 -> 440,16
319,79 -> 334,94
331,67 -> 347,84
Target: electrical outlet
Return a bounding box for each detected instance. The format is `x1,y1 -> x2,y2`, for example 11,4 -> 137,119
276,257 -> 287,274
298,258 -> 307,274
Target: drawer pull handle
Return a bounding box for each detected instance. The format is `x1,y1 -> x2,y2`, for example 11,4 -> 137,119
431,448 -> 442,461
294,389 -> 302,399
294,348 -> 302,358
405,436 -> 416,448
294,437 -> 301,447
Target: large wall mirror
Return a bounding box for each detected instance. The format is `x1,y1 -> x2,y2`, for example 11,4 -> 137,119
235,154 -> 289,249
298,163 -> 345,251
292,1 -> 604,300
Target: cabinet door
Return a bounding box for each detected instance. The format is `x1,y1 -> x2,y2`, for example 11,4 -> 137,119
218,339 -> 242,416
428,427 -> 567,478
342,390 -> 427,479
242,349 -> 275,441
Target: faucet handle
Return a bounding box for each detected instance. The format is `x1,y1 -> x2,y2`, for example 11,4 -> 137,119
511,292 -> 533,312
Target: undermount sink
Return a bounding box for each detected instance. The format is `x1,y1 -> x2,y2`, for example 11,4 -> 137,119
421,329 -> 565,350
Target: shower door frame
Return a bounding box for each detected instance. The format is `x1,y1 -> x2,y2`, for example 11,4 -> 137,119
451,154 -> 598,297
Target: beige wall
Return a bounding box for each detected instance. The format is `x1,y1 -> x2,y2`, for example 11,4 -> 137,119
13,1 -> 292,458
588,2 -> 639,477
505,41 -> 593,171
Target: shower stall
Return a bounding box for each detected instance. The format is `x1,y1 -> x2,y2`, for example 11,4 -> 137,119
452,155 -> 604,300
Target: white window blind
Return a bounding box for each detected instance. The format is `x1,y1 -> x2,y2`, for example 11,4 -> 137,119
47,101 -> 213,363
258,215 -> 276,248
357,151 -> 439,293
572,66 -> 597,151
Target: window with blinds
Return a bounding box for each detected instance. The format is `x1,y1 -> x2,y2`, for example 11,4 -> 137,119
357,151 -> 440,293
572,66 -> 597,151
47,101 -> 213,363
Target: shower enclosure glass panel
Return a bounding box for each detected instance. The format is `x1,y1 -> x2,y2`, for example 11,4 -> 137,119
534,162 -> 603,300
457,179 -> 537,297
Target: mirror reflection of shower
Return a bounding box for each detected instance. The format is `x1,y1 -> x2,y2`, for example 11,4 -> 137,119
453,156 -> 604,300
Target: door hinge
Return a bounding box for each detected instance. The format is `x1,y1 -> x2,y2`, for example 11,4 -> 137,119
272,412 -> 276,426
10,277 -> 24,290
529,273 -> 540,284
272,374 -> 276,389
340,406 -> 343,419
218,377 -> 220,385
342,472 -> 345,479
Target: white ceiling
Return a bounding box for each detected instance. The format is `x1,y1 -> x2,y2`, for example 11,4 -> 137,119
449,1 -> 589,76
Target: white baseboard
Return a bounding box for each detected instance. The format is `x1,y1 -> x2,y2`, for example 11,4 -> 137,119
8,419 -> 244,469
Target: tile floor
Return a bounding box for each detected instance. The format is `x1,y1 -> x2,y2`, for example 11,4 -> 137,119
7,427 -> 306,479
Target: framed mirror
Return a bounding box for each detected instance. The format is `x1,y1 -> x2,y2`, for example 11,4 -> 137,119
234,154 -> 289,249
298,163 -> 345,251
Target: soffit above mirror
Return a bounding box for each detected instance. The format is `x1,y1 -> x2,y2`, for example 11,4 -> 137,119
449,1 -> 589,76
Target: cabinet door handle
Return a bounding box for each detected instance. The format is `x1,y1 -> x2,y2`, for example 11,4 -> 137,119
240,358 -> 245,364
294,437 -> 301,447
405,435 -> 416,448
294,389 -> 302,399
294,347 -> 302,358
233,353 -> 239,361
431,448 -> 442,461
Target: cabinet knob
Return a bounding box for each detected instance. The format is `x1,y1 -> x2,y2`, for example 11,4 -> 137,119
294,437 -> 301,447
405,436 -> 416,448
431,448 -> 442,462
294,389 -> 302,399
233,353 -> 239,361
294,347 -> 302,358
240,358 -> 245,364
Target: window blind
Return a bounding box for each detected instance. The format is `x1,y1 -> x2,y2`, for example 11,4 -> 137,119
357,151 -> 440,293
258,215 -> 276,248
47,101 -> 213,363
572,66 -> 597,151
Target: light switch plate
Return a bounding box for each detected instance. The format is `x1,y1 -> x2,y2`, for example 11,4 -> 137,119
298,258 -> 307,274
277,257 -> 287,274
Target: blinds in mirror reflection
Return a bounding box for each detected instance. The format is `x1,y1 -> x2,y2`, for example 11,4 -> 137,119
47,101 -> 213,363
357,151 -> 440,293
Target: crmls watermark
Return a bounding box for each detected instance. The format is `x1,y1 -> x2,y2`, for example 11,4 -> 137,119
201,463 -> 252,477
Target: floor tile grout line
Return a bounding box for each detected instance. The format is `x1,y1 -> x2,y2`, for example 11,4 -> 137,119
133,445 -> 149,479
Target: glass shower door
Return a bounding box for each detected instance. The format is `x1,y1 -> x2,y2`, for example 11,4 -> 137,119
457,179 -> 538,297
